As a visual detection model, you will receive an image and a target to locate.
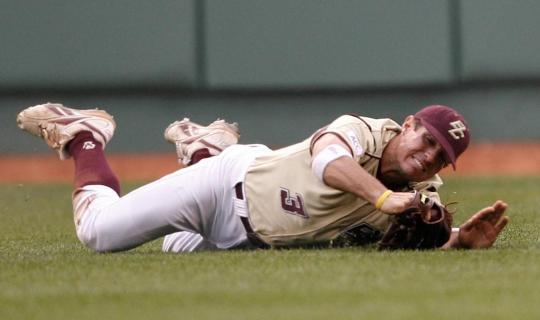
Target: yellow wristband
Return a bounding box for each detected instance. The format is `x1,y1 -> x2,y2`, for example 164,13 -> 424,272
375,190 -> 393,210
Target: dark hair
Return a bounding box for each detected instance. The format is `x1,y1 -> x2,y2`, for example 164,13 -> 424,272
412,117 -> 422,130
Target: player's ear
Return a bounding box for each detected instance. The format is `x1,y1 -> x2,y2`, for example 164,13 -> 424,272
402,115 -> 415,131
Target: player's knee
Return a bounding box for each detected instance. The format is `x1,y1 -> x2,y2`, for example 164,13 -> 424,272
77,231 -> 106,252
77,226 -> 125,253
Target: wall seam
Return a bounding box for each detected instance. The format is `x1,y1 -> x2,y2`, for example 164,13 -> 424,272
449,0 -> 463,83
195,0 -> 207,88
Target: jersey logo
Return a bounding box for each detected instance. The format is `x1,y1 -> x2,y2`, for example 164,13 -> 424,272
346,130 -> 364,156
448,120 -> 467,139
280,188 -> 308,218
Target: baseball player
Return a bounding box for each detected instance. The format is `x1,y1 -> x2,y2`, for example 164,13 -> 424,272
16,103 -> 509,252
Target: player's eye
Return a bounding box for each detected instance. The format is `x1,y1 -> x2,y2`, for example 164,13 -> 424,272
424,134 -> 436,146
438,154 -> 448,168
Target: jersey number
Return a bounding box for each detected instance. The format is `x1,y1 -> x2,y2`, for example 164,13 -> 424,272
280,188 -> 308,218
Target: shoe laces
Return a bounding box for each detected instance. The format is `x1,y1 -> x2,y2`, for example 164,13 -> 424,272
39,122 -> 61,149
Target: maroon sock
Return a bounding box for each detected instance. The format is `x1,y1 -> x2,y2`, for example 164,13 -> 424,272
68,132 -> 121,195
189,148 -> 212,165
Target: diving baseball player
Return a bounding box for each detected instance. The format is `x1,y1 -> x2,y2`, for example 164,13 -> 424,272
16,103 -> 509,252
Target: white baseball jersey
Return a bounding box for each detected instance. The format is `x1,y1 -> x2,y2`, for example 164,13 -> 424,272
243,115 -> 442,246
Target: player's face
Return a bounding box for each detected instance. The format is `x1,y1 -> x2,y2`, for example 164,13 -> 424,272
395,118 -> 448,181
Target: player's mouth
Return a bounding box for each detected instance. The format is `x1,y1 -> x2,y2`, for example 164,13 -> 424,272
412,155 -> 426,172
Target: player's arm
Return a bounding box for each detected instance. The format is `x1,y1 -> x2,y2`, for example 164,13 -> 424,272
311,133 -> 415,214
441,200 -> 509,249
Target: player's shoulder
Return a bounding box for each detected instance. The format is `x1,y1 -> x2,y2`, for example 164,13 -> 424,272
321,115 -> 400,155
332,114 -> 400,132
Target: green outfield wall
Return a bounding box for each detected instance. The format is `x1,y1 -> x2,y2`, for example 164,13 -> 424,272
1,0 -> 540,153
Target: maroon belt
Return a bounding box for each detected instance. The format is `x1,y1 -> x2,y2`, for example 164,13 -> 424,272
235,183 -> 270,249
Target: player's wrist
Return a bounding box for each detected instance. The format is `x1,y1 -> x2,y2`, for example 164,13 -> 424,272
375,190 -> 393,210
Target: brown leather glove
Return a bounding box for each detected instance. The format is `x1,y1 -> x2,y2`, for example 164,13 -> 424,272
378,192 -> 452,250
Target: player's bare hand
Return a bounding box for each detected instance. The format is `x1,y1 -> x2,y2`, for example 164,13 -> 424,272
379,192 -> 417,214
457,200 -> 509,249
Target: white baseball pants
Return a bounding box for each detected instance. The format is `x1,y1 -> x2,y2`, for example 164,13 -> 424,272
71,144 -> 271,252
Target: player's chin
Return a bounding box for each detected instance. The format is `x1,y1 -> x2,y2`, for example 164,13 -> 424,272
401,163 -> 431,181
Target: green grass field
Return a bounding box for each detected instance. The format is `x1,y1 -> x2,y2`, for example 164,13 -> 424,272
1,176 -> 539,320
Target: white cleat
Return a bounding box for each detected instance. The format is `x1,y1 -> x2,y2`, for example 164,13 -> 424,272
16,102 -> 116,160
164,118 -> 240,165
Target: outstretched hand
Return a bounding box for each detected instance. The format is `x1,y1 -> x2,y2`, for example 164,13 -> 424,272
456,200 -> 509,249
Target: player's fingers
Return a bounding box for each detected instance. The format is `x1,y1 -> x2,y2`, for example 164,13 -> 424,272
477,201 -> 506,222
495,199 -> 507,207
492,200 -> 508,214
494,215 -> 510,234
460,216 -> 476,231
381,192 -> 416,214
461,205 -> 495,231
485,201 -> 508,224
396,191 -> 417,204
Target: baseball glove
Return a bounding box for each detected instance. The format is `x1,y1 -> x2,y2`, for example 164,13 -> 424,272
378,192 -> 452,250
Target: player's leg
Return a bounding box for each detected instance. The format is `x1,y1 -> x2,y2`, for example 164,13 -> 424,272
161,118 -> 240,252
17,103 -> 249,252
16,102 -> 119,194
71,159 -> 248,252
98,143 -> 269,253
17,103 -> 126,250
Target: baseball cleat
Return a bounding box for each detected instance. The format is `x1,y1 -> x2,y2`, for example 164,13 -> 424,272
164,118 -> 240,165
16,102 -> 116,160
